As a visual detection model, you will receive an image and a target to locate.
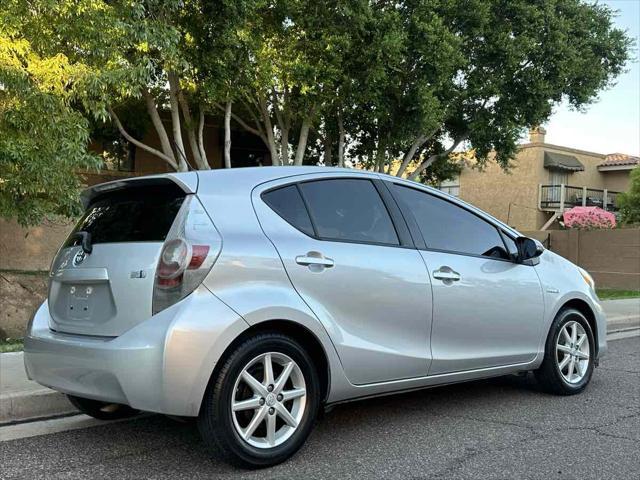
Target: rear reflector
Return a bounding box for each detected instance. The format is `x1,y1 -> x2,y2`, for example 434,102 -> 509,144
188,245 -> 210,269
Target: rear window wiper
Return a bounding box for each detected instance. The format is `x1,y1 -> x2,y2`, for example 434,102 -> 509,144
73,231 -> 93,254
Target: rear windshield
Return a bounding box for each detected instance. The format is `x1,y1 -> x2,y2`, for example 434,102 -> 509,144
64,184 -> 185,246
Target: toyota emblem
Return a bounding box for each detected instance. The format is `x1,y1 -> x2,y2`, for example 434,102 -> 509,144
73,250 -> 86,266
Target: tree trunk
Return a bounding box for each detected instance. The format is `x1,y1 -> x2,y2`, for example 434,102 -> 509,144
224,100 -> 232,169
396,132 -> 433,178
375,136 -> 387,173
259,96 -> 281,165
337,112 -> 345,167
168,72 -> 189,171
294,118 -> 311,166
142,89 -> 175,163
407,135 -> 467,181
178,91 -> 208,170
280,127 -> 289,166
324,128 -> 333,167
108,107 -> 178,171
197,108 -> 209,168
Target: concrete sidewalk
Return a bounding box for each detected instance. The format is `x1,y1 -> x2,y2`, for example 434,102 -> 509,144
600,298 -> 640,332
1,298 -> 638,425
0,353 -> 76,424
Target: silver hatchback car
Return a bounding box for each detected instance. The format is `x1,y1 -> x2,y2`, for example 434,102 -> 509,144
25,167 -> 606,467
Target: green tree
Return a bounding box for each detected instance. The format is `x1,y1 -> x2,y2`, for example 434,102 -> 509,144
0,34 -> 99,226
1,0 -> 633,193
385,0 -> 633,181
618,167 -> 640,225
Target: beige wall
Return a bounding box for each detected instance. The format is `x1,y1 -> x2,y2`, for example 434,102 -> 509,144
459,142 -> 632,230
602,170 -> 632,192
0,219 -> 75,271
524,228 -> 640,290
459,146 -> 547,231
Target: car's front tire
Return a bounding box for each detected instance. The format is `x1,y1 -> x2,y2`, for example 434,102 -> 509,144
197,333 -> 321,468
535,308 -> 596,395
67,395 -> 140,420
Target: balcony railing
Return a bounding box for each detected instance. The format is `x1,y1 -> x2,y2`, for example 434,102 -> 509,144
539,184 -> 620,212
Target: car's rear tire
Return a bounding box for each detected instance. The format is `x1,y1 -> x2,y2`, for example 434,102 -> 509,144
535,308 -> 596,395
67,395 -> 140,420
197,332 -> 321,468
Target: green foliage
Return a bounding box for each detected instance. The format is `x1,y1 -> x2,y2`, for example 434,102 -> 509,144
0,0 -> 634,225
0,338 -> 23,352
617,166 -> 640,225
0,34 -> 100,226
596,288 -> 640,300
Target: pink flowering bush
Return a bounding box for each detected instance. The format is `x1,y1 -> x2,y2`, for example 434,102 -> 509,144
563,207 -> 616,230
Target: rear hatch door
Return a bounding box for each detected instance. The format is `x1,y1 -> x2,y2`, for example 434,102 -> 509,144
48,176 -> 194,336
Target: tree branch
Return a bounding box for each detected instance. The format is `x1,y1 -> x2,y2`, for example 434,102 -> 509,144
337,110 -> 345,167
395,128 -> 438,177
108,106 -> 178,171
223,99 -> 232,169
216,102 -> 264,140
178,90 -> 207,169
407,134 -> 468,181
258,94 -> 280,165
142,88 -> 175,161
240,99 -> 267,137
168,71 -> 189,172
197,107 -> 209,167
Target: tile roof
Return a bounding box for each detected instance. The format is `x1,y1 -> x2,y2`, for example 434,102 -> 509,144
599,153 -> 640,167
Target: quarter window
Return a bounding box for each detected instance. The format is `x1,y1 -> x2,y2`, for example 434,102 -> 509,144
262,185 -> 315,236
299,179 -> 399,245
392,185 -> 510,259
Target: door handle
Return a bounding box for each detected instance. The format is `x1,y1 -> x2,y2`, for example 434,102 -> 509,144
295,253 -> 334,269
433,267 -> 461,282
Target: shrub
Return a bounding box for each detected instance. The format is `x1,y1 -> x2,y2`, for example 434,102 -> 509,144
617,166 -> 640,225
563,206 -> 616,230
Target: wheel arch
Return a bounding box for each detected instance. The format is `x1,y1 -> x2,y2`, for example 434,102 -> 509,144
557,298 -> 599,356
199,319 -> 331,415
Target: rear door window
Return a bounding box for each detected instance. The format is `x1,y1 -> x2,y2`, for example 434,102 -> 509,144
65,184 -> 185,246
299,179 -> 399,245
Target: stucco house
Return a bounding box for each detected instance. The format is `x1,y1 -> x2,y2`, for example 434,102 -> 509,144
442,127 -> 639,231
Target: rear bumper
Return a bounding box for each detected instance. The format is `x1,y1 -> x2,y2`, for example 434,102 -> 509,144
24,286 -> 248,417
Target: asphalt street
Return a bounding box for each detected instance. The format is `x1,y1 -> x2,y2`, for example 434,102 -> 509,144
1,336 -> 638,480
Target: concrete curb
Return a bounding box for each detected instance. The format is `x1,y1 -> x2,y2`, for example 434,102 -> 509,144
1,389 -> 76,425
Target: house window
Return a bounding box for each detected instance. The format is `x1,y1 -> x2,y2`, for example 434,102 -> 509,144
549,170 -> 569,186
438,176 -> 460,196
101,138 -> 136,172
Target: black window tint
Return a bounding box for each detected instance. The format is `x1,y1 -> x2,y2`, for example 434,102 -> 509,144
262,185 -> 314,236
300,179 -> 399,245
65,185 -> 185,246
393,185 -> 510,259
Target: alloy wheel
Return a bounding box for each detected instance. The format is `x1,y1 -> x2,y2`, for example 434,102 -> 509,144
231,352 -> 307,449
556,320 -> 590,384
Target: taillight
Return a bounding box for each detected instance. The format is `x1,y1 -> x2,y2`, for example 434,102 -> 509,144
152,195 -> 221,314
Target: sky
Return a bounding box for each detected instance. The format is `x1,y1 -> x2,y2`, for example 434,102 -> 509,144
541,0 -> 640,156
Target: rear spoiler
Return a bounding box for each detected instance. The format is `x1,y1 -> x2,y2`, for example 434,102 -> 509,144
80,172 -> 199,208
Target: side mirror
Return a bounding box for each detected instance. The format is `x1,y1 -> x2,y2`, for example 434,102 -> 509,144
515,237 -> 543,264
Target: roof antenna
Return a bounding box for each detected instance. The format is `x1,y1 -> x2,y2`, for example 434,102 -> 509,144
172,140 -> 194,171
